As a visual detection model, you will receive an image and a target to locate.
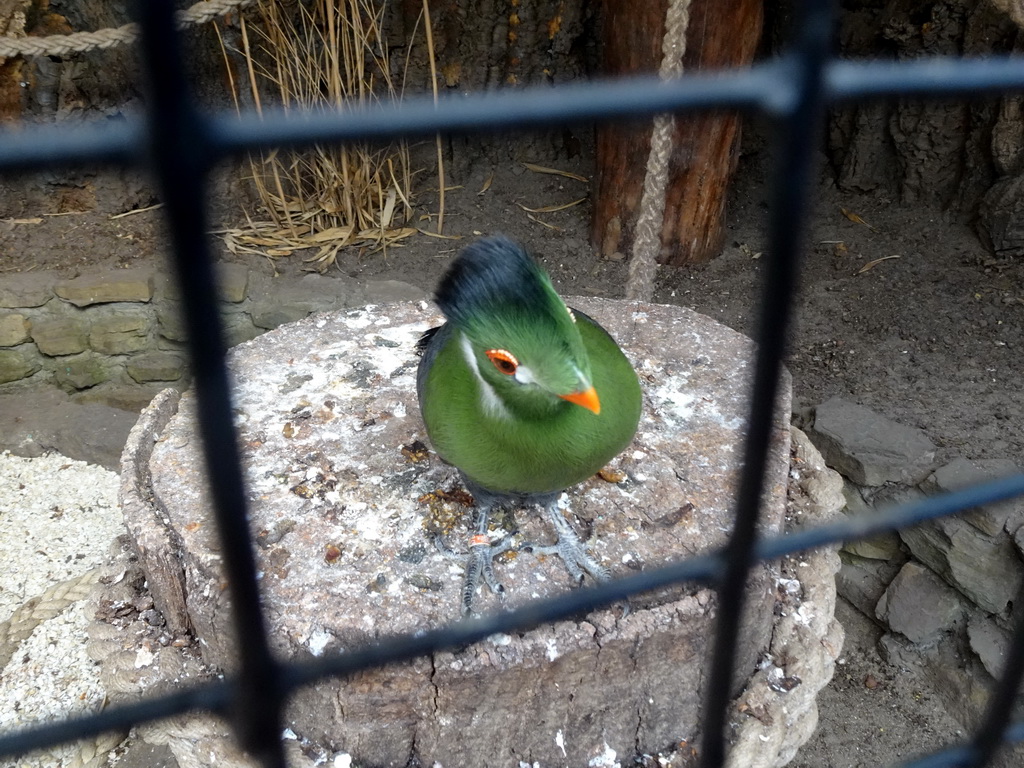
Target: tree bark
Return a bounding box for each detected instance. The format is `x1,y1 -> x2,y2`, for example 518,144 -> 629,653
593,0 -> 764,266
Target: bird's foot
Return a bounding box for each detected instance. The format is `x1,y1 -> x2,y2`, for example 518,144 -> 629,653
523,503 -> 610,585
434,530 -> 515,615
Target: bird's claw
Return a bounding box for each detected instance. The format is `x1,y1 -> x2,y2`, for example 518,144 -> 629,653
461,534 -> 513,614
522,504 -> 610,585
435,532 -> 515,615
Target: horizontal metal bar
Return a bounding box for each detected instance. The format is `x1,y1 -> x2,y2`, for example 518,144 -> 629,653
758,472 -> 1024,561
0,118 -> 142,173
828,56 -> 1024,102
2,55 -> 1024,173
0,679 -> 230,759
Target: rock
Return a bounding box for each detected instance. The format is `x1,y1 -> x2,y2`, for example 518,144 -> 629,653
53,354 -> 109,391
900,515 -> 1024,614
29,316 -> 88,356
109,739 -> 180,768
0,272 -> 53,308
875,561 -> 963,644
978,174 -> 1024,257
362,279 -> 429,305
0,349 -> 41,384
155,262 -> 249,304
125,298 -> 797,768
727,429 -> 845,768
878,632 -> 923,669
217,263 -> 249,303
840,482 -> 904,561
967,613 -> 1012,678
808,397 -> 936,486
836,551 -> 903,618
921,457 -> 1024,538
89,311 -> 151,354
249,273 -> 351,330
221,312 -> 262,347
0,387 -> 137,470
76,386 -> 168,413
865,484 -> 927,510
156,303 -> 187,342
55,269 -> 154,307
0,313 -> 29,347
127,352 -> 186,383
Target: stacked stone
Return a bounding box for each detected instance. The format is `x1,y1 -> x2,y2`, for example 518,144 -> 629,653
0,264 -> 425,409
804,397 -> 1022,724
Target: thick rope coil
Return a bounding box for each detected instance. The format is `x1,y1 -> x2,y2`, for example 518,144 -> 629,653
0,567 -> 101,669
68,730 -> 129,768
0,0 -> 254,59
625,0 -> 693,302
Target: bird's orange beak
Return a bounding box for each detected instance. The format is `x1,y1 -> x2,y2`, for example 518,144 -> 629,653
559,385 -> 600,415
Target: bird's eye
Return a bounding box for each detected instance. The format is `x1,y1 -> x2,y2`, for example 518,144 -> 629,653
485,348 -> 519,375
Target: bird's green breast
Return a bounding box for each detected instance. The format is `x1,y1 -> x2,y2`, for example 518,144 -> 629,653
420,312 -> 642,495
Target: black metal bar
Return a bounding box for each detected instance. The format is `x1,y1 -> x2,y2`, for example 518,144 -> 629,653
0,682 -> 230,759
965,584 -> 1024,766
0,1 -> 1022,765
699,1 -> 835,765
134,2 -> 284,766
4,55 -> 1024,173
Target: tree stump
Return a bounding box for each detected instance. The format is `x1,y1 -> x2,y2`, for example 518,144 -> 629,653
123,297 -> 797,767
592,0 -> 764,266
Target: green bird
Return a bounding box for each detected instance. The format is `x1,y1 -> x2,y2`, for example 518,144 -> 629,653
417,235 -> 642,613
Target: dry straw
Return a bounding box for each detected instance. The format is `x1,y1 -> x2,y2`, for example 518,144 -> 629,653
216,0 -> 438,271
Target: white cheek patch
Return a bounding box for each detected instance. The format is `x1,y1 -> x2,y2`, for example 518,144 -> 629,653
513,365 -> 537,385
458,332 -> 510,420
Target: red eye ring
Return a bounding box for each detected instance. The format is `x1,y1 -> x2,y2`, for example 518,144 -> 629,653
485,348 -> 519,375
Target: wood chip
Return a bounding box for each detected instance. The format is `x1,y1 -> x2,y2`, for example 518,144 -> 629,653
855,255 -> 901,275
416,229 -> 463,240
110,203 -> 164,219
526,213 -> 562,231
598,467 -> 627,483
840,207 -> 878,232
477,173 -> 494,195
522,162 -> 588,182
516,198 -> 586,214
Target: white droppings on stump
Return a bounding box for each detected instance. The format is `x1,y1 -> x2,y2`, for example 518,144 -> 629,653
123,298 -> 803,768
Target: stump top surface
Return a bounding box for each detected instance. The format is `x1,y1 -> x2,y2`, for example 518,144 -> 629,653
148,297 -> 789,659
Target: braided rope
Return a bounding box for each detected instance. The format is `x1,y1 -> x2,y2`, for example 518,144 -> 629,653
68,730 -> 129,768
0,567 -> 101,669
0,0 -> 254,59
625,0 -> 692,302
0,568 -> 129,768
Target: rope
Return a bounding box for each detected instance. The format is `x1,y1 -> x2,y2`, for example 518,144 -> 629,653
0,0 -> 254,59
0,567 -> 101,669
625,0 -> 693,302
0,568 -> 129,768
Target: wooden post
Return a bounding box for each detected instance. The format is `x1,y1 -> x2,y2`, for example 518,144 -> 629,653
593,0 -> 763,266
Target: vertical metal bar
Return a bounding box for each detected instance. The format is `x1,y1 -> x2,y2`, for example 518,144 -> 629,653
699,1 -> 835,765
962,579 -> 1024,766
134,3 -> 285,766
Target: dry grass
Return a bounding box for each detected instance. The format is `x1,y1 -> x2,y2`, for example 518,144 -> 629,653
216,0 -> 433,271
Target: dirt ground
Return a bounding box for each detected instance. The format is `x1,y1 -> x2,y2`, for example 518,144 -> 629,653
1,128 -> 1023,767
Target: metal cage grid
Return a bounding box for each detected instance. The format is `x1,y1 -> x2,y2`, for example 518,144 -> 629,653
1,1 -> 1024,766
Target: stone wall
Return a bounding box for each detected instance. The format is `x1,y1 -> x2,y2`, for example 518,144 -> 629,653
800,397 -> 1023,727
0,263 -> 426,410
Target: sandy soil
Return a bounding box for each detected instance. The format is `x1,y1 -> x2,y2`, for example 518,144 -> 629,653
1,133 -> 1023,767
